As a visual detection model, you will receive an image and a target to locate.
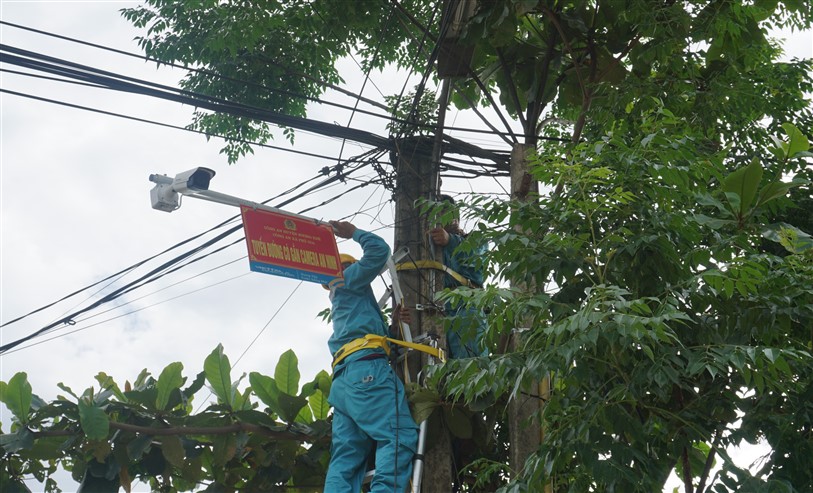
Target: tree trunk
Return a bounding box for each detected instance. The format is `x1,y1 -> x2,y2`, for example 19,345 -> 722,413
507,143 -> 550,490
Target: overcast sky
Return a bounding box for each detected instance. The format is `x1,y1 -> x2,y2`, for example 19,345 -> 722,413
1,2 -> 810,492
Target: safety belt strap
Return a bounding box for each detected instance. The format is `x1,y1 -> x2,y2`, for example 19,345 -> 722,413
332,334 -> 446,369
395,259 -> 474,288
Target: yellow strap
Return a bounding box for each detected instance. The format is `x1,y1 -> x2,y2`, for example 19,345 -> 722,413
395,259 -> 474,288
332,334 -> 390,369
388,338 -> 446,363
332,334 -> 446,370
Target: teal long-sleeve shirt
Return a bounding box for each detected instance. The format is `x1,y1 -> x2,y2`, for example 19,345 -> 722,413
443,233 -> 486,288
327,229 -> 390,369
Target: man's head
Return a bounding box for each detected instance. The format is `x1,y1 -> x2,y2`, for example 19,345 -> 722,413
438,194 -> 461,234
339,253 -> 357,269
323,253 -> 357,290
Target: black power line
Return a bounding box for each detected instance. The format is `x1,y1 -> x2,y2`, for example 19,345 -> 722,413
0,86 -> 366,163
0,20 -> 532,142
0,43 -> 395,150
1,43 -> 512,167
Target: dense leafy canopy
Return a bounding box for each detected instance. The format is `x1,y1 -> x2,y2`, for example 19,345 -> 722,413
432,120 -> 812,492
2,0 -> 812,492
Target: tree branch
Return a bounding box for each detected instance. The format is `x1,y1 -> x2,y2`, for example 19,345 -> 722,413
496,47 -> 528,131
32,421 -> 319,443
696,427 -> 724,493
681,444 -> 694,493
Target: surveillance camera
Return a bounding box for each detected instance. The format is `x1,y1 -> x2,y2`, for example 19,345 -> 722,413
172,167 -> 216,193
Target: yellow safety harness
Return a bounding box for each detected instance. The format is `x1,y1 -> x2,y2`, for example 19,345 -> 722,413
395,259 -> 475,288
332,258 -> 477,371
332,334 -> 446,370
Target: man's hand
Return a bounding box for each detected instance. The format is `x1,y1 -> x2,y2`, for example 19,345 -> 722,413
330,220 -> 357,239
393,304 -> 412,325
390,304 -> 412,337
428,227 -> 450,246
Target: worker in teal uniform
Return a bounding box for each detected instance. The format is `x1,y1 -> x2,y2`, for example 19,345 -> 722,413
429,196 -> 489,492
428,195 -> 488,358
324,220 -> 418,492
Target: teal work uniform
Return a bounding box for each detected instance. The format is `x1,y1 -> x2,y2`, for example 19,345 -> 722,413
325,229 -> 418,492
442,232 -> 488,358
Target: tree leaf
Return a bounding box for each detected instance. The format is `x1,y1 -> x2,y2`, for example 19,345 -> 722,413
95,372 -> 127,402
781,122 -> 810,158
410,388 -> 440,424
316,370 -> 332,399
308,389 -> 330,421
274,349 -> 300,396
294,402 -> 314,424
249,372 -> 281,414
443,406 -> 472,439
756,181 -> 797,207
78,399 -> 109,440
277,393 -> 309,424
722,157 -> 763,215
126,434 -> 152,462
156,362 -> 184,411
692,214 -> 736,229
0,427 -> 35,453
0,373 -> 32,425
161,435 -> 185,468
211,433 -> 237,467
204,345 -> 232,408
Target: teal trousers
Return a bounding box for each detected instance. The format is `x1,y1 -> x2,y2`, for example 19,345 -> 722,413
326,357 -> 418,492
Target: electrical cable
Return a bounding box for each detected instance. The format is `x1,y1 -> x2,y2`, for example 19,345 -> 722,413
1,13 -> 512,355
0,31 -> 525,144
2,43 -> 514,169
297,176 -> 386,216
307,2 -> 395,173
4,158 -> 383,354
0,19 -> 391,112
1,75 -> 513,179
230,281 -> 304,369
0,151 -> 366,331
3,272 -> 252,355
0,87 -> 358,163
69,257 -> 246,328
387,0 -> 519,145
0,44 -> 395,151
0,225 -> 243,353
34,243 -> 248,345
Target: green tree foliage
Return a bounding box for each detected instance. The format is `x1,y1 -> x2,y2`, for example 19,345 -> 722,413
120,0 -> 437,162
429,118 -> 812,491
1,346 -> 332,492
454,0 -> 813,148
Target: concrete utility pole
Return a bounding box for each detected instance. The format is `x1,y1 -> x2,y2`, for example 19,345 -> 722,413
392,136 -> 454,490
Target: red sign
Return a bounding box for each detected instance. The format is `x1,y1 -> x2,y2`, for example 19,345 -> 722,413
240,206 -> 342,284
